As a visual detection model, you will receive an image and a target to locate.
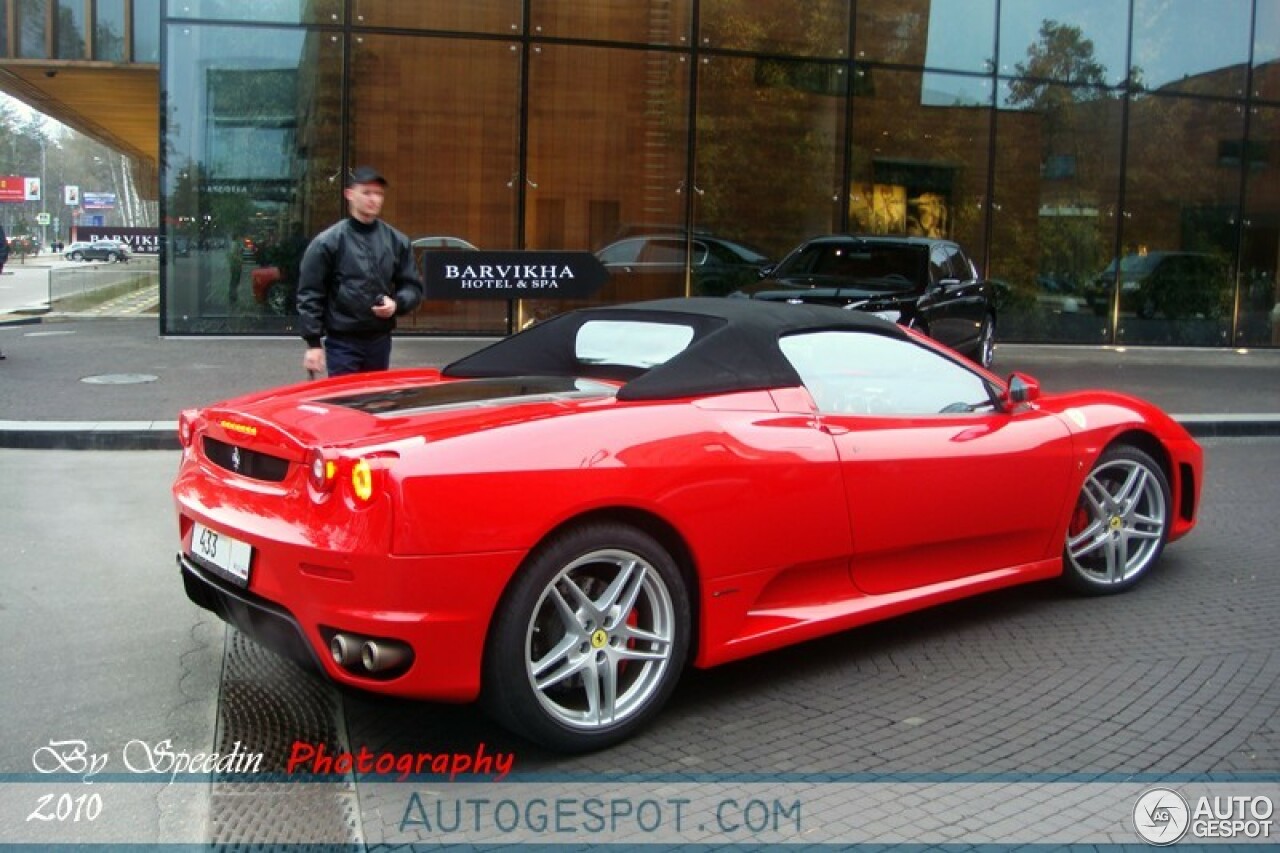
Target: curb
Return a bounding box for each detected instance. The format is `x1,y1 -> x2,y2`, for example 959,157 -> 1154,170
0,421 -> 179,451
1,415 -> 1278,451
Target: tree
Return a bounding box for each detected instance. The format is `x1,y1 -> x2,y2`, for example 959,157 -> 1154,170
1006,20 -> 1109,109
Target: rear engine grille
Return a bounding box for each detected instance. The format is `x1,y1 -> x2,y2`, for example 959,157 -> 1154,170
203,436 -> 290,482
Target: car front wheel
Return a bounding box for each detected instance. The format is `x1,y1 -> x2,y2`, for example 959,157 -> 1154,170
1062,445 -> 1170,594
483,523 -> 689,752
70,251 -> 83,261
976,314 -> 995,369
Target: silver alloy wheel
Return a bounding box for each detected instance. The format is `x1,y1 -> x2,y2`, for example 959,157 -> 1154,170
1065,456 -> 1168,586
524,547 -> 676,730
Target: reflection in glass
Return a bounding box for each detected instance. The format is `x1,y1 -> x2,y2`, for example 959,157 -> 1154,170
349,35 -> 521,334
55,0 -> 85,58
997,0 -> 1129,87
353,0 -> 521,34
164,25 -> 342,333
94,0 -> 127,61
1255,0 -> 1280,102
699,0 -> 848,58
133,0 -> 160,62
531,0 -> 690,45
17,0 -> 48,58
854,0 -> 932,66
921,0 -> 996,74
1117,94 -> 1243,345
520,44 -> 689,325
1132,0 -> 1251,96
1236,106 -> 1280,346
697,55 -> 845,266
992,81 -> 1123,344
165,0 -> 341,25
850,69 -> 990,256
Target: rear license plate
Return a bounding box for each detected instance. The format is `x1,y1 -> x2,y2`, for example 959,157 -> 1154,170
190,522 -> 253,585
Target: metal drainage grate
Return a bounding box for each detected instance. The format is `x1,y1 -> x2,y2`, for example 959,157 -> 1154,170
209,628 -> 362,848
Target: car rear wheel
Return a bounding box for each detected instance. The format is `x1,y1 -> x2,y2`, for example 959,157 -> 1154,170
107,252 -> 119,262
483,522 -> 689,752
1062,445 -> 1170,594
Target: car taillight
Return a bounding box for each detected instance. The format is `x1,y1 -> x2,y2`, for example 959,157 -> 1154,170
351,459 -> 374,502
346,452 -> 398,505
307,448 -> 336,493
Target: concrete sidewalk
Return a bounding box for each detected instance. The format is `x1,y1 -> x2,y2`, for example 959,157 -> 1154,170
1,315 -> 1278,449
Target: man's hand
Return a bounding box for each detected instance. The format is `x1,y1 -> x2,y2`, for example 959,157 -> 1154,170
372,295 -> 396,319
303,347 -> 326,377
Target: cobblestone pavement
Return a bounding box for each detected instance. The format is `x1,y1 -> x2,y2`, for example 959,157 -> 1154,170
199,437 -> 1279,847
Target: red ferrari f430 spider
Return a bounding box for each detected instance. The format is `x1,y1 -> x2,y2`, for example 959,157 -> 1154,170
174,298 -> 1201,751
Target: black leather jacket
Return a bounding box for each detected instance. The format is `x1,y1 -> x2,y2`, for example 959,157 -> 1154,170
297,217 -> 423,346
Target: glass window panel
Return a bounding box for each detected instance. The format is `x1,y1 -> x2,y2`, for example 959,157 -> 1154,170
997,1 -> 1129,88
133,0 -> 160,62
925,0 -> 996,73
520,43 -> 689,327
530,0 -> 690,45
165,0 -> 341,25
1255,0 -> 1280,102
991,82 -> 1123,344
18,0 -> 48,58
853,0 -> 931,66
696,54 -> 846,275
922,71 -> 993,107
699,0 -> 848,58
0,7 -> 7,56
94,0 -> 127,61
349,35 -> 521,334
1236,105 -> 1280,347
1115,94 -> 1242,345
1132,0 -> 1251,97
55,0 -> 85,58
163,24 -> 343,334
353,0 -> 521,35
850,69 -> 991,257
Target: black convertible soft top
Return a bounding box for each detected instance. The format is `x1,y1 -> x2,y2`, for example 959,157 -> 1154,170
442,297 -> 908,402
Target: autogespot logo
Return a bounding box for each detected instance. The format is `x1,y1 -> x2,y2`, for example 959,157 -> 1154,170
1134,788 -> 1190,845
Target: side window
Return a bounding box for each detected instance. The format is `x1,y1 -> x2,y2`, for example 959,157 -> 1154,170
779,331 -> 995,415
598,239 -> 642,264
929,246 -> 951,285
638,239 -> 687,264
945,246 -> 975,281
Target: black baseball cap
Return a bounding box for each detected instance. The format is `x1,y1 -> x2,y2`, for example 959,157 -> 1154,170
347,165 -> 387,186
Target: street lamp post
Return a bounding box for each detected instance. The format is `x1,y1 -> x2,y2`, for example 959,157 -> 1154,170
39,140 -> 47,249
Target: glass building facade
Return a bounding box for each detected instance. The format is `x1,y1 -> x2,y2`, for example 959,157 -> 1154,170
161,0 -> 1280,348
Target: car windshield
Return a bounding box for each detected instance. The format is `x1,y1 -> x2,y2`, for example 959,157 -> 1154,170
774,242 -> 926,289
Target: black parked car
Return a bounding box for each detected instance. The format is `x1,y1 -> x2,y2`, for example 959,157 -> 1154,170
65,239 -> 131,262
733,234 -> 996,368
1084,251 -> 1229,320
597,233 -> 771,298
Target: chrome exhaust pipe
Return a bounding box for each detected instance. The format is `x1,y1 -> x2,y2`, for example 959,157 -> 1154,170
361,639 -> 411,673
330,633 -> 361,667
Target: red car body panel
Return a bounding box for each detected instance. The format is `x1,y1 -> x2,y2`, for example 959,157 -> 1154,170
173,300 -> 1202,706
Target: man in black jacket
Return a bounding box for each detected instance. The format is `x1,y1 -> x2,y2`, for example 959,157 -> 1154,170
297,166 -> 423,376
